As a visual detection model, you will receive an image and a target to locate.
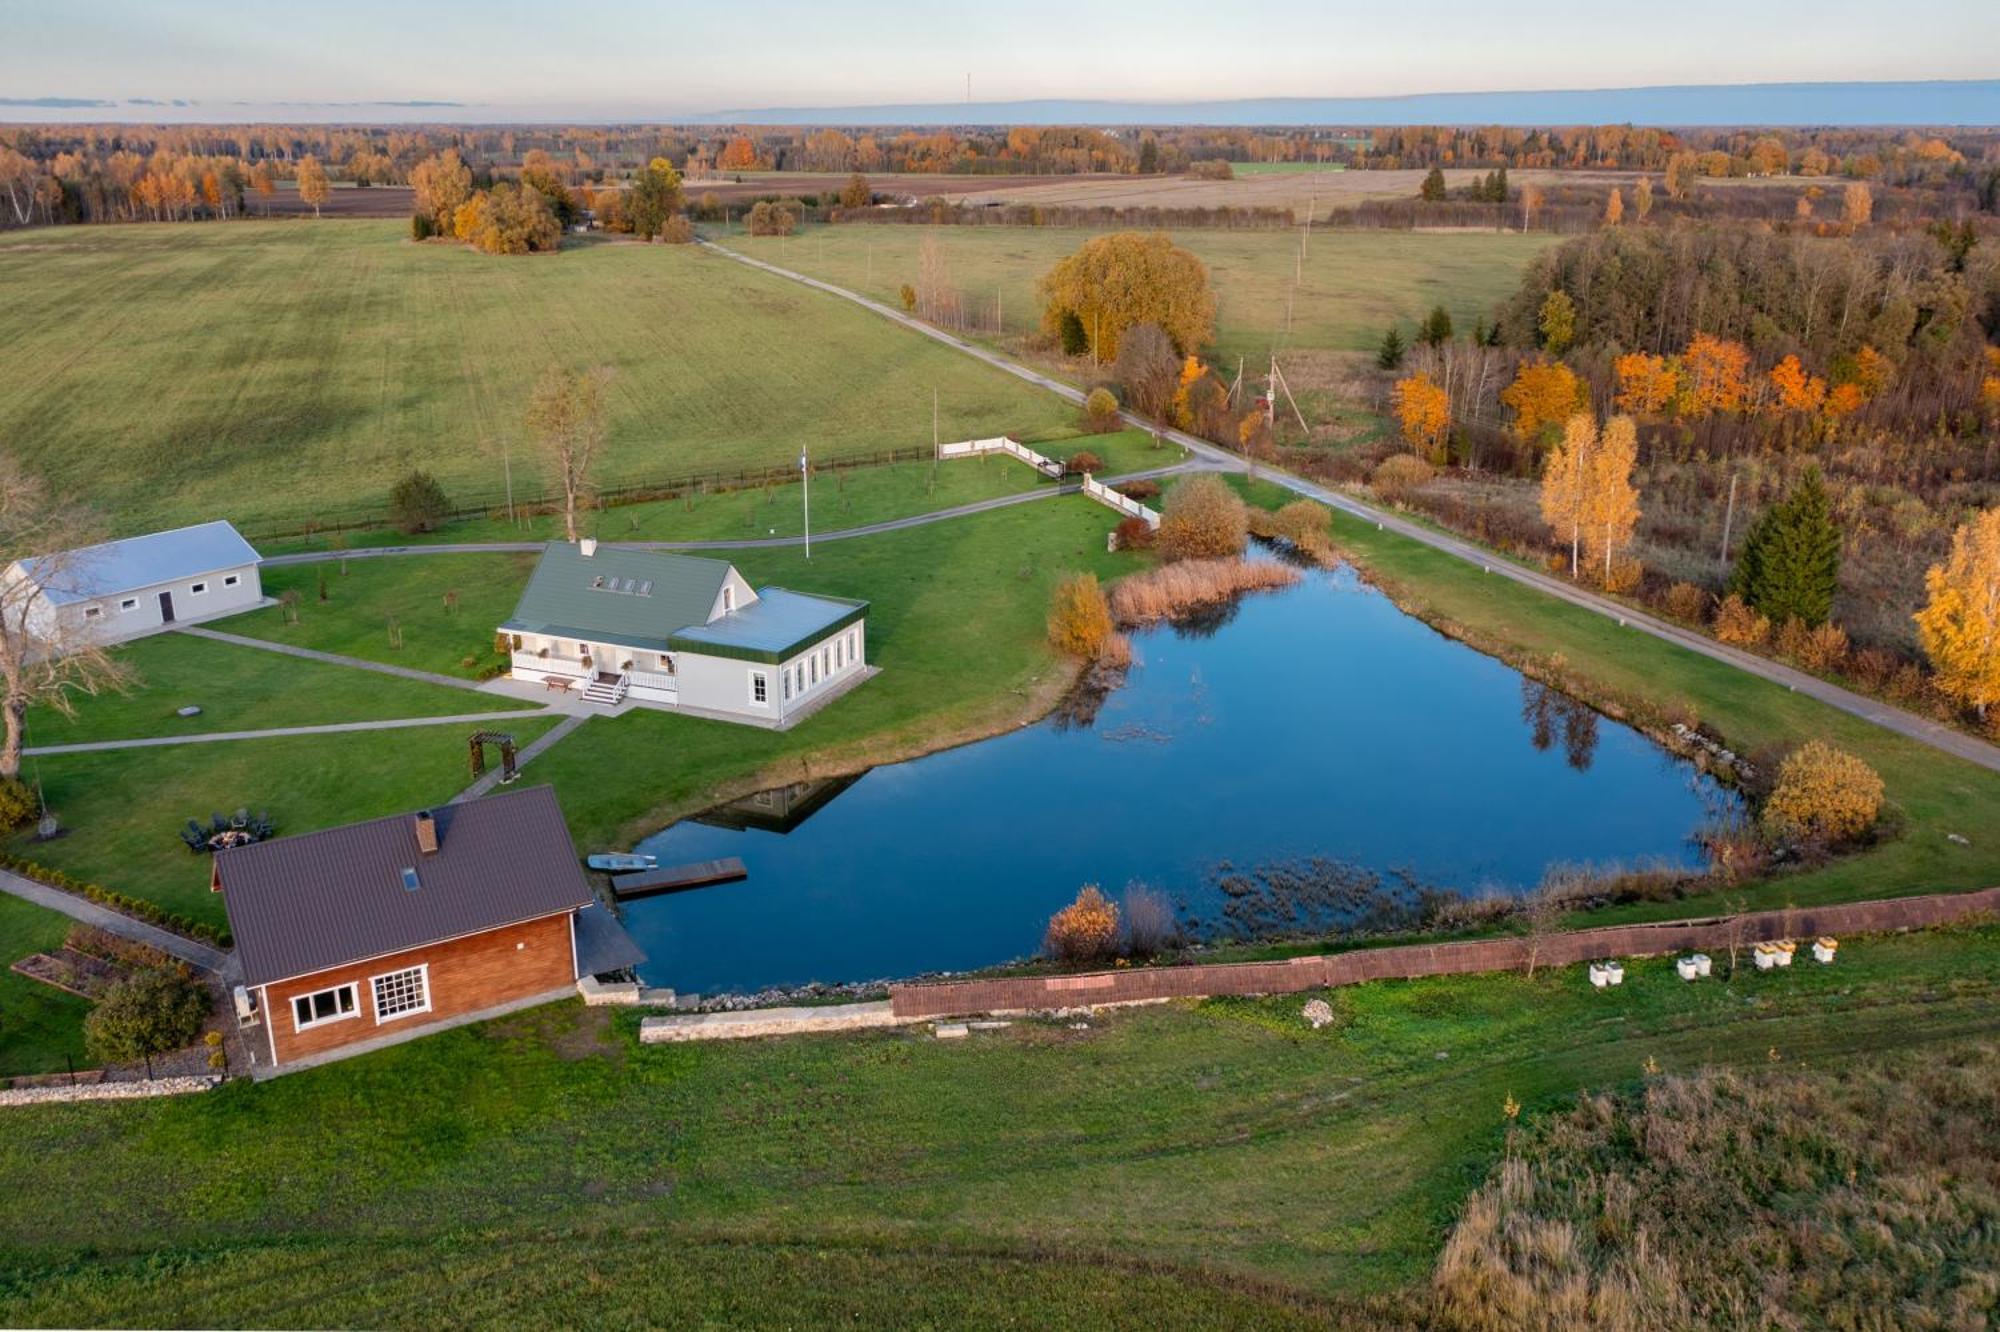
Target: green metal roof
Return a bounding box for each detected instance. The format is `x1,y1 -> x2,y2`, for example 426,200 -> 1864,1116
668,589 -> 868,665
501,543 -> 732,646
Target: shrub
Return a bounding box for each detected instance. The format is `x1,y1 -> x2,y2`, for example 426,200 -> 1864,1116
1081,386 -> 1120,431
1798,621 -> 1850,673
0,775 -> 37,831
1120,884 -> 1176,957
657,214 -> 695,244
745,200 -> 796,236
1849,645 -> 1899,691
83,966 -> 208,1065
1155,474 -> 1248,561
388,469 -> 450,534
1116,478 -> 1160,501
1604,555 -> 1643,594
1059,310 -> 1090,357
1271,499 -> 1338,566
1065,451 -> 1104,476
1187,160 -> 1234,181
1663,581 -> 1709,622
1047,572 -> 1114,659
1762,740 -> 1883,847
1711,594 -> 1770,646
1108,558 -> 1299,625
1112,516 -> 1155,551
1370,453 -> 1435,503
898,284 -> 917,312
1045,885 -> 1119,965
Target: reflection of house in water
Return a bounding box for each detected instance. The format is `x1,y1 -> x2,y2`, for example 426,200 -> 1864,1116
691,773 -> 865,834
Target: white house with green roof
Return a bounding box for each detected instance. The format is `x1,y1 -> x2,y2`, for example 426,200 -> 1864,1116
498,540 -> 870,726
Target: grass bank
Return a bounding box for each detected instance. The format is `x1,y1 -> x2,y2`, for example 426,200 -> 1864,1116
0,925 -> 1995,1323
0,895 -> 92,1076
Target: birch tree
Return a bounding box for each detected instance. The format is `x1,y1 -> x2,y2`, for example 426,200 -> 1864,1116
1582,414 -> 1642,587
525,366 -> 613,543
1539,414 -> 1595,579
1915,507 -> 2000,720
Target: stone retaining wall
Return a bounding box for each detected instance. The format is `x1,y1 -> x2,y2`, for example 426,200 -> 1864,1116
640,1000 -> 917,1043
0,1075 -> 220,1109
889,887 -> 2000,1019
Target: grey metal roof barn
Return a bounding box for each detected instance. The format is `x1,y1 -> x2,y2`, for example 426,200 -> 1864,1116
500,542 -> 734,650
216,785 -> 594,988
17,520 -> 260,605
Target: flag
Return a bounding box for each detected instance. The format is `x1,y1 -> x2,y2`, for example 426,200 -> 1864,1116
800,451 -> 808,474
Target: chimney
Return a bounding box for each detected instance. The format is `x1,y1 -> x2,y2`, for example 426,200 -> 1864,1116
414,809 -> 438,855
579,538 -> 597,557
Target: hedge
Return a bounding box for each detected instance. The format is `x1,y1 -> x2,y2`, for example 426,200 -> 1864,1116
0,853 -> 230,949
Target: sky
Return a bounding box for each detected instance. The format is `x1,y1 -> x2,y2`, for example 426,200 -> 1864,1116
2,0 -> 1997,122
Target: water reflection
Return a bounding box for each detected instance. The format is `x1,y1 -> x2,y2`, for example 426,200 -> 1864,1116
625,561 -> 1734,995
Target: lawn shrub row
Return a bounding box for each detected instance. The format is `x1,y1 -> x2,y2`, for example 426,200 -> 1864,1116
0,853 -> 229,948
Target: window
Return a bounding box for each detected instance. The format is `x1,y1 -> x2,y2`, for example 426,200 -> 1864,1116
119,597 -> 138,612
782,668 -> 792,701
848,630 -> 858,663
833,639 -> 842,670
190,582 -> 208,595
399,867 -> 421,892
750,670 -> 768,705
809,655 -> 819,685
291,983 -> 358,1031
83,606 -> 102,619
371,965 -> 431,1023
223,574 -> 240,588
722,586 -> 735,613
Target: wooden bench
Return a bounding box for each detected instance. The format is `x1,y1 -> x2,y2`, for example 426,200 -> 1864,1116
544,676 -> 576,694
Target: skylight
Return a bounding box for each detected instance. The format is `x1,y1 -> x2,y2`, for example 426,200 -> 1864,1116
400,867 -> 421,892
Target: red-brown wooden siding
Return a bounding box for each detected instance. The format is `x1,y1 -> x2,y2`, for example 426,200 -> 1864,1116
262,912 -> 575,1065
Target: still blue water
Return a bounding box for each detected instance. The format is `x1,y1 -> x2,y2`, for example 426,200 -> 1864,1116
627,561 -> 1733,994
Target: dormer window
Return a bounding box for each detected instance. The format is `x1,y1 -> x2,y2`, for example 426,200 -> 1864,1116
722,587 -> 734,613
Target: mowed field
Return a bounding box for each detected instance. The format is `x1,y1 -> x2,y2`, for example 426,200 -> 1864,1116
0,221 -> 1075,534
956,166 -> 1577,220
725,223 -> 1557,363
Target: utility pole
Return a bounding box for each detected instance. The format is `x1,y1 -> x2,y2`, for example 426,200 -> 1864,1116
1718,471 -> 1739,569
801,445 -> 811,560
932,386 -> 939,456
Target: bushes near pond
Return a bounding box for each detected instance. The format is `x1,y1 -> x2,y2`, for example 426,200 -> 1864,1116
1046,572 -> 1116,661
1762,741 -> 1883,850
1155,474 -> 1247,561
1045,885 -> 1119,965
1108,558 -> 1299,627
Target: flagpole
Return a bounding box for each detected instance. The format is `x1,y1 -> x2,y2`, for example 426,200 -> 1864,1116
801,447 -> 811,560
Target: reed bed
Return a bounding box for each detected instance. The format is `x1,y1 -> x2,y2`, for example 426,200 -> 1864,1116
1109,558 -> 1300,626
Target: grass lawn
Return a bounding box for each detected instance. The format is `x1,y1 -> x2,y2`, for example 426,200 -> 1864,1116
0,925 -> 1995,1325
1229,478 -> 2000,919
258,427 -> 1187,555
9,715 -> 562,929
23,631 -> 533,747
533,495 -> 1145,849
223,552 -> 542,679
718,223 -> 1556,362
0,894 -> 92,1077
0,222 -> 1076,535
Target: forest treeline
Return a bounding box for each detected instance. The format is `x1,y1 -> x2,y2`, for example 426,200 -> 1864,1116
6,121 -> 1997,230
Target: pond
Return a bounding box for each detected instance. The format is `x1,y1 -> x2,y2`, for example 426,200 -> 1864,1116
626,559 -> 1735,996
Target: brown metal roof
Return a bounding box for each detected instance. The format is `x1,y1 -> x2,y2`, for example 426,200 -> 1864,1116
217,785 -> 593,988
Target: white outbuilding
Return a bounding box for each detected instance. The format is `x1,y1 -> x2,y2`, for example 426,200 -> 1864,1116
4,520 -> 264,646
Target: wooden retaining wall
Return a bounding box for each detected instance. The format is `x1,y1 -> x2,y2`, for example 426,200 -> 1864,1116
888,886 -> 2000,1019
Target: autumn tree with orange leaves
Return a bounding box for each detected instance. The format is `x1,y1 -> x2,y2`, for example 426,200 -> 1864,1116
1392,373 -> 1452,463
1539,414 -> 1641,587
716,137 -> 759,171
1613,352 -> 1679,415
1682,333 -> 1751,416
1768,355 -> 1827,414
1501,361 -> 1588,444
295,155 -> 330,218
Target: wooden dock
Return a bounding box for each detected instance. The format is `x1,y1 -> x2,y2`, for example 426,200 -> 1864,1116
609,857 -> 748,899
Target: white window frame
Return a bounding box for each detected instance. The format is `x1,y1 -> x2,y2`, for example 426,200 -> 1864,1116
749,670 -> 768,705
290,982 -> 359,1032
782,668 -> 792,701
369,963 -> 432,1025
809,655 -> 819,686
189,581 -> 208,596
722,586 -> 735,613
223,574 -> 241,587
119,597 -> 138,612
83,605 -> 102,619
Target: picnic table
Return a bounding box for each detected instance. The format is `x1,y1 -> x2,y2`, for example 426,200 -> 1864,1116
544,676 -> 576,694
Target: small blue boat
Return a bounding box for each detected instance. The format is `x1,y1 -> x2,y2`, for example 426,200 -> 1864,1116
586,852 -> 658,874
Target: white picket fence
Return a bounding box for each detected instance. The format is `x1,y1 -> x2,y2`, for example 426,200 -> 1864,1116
1082,474 -> 1162,527
938,436 -> 1160,528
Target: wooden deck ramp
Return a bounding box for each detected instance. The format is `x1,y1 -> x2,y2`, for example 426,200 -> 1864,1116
610,857 -> 748,899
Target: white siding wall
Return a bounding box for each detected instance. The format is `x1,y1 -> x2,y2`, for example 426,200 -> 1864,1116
775,621 -> 867,722
56,563 -> 263,646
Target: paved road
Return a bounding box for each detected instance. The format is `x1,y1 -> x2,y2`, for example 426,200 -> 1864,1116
0,868 -> 229,972
703,238 -> 2000,778
258,462 -> 1204,567
24,710 -> 557,757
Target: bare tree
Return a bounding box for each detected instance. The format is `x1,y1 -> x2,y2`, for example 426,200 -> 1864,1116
0,457 -> 132,779
1521,873 -> 1571,979
525,365 -> 613,543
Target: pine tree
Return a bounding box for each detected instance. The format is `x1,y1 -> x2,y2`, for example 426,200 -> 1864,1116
1419,167 -> 1447,202
1419,305 -> 1453,347
1729,468 -> 1841,627
1492,165 -> 1509,201
1376,325 -> 1407,370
